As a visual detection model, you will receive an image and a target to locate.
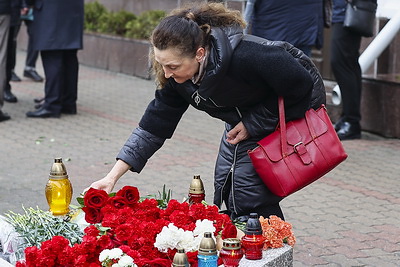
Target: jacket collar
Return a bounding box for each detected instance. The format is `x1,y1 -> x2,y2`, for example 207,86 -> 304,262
197,25 -> 243,99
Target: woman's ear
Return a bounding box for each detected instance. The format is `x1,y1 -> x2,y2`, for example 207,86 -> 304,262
196,47 -> 206,62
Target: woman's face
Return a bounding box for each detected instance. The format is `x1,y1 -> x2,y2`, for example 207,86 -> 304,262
154,47 -> 205,84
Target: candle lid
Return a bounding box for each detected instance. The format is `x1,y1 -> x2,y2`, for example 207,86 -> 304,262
222,238 -> 241,250
244,213 -> 262,235
49,158 -> 68,179
198,232 -> 217,255
172,248 -> 188,267
189,175 -> 205,194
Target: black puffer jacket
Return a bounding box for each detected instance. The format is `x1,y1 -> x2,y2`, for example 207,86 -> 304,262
117,25 -> 325,218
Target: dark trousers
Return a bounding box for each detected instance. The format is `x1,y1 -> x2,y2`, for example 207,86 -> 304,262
23,20 -> 39,68
330,23 -> 362,124
41,49 -> 78,113
5,25 -> 17,90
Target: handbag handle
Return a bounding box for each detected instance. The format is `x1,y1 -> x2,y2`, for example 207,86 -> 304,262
278,97 -> 288,157
278,97 -> 318,157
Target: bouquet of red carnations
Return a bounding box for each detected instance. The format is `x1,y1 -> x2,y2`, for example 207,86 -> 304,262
16,186 -> 237,267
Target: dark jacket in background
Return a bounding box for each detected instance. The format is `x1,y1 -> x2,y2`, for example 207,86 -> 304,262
0,0 -> 11,15
332,0 -> 346,23
10,0 -> 21,26
251,0 -> 324,49
27,0 -> 83,51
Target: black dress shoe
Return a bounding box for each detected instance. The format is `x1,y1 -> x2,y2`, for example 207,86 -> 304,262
337,121 -> 361,140
11,71 -> 21,82
26,107 -> 60,118
24,69 -> 44,82
4,89 -> 18,103
34,97 -> 45,103
35,103 -> 43,109
0,110 -> 11,122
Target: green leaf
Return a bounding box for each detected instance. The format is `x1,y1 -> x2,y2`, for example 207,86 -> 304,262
76,197 -> 84,206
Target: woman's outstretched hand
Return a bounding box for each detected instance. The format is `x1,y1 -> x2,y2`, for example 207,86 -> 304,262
84,159 -> 132,194
226,121 -> 250,145
86,177 -> 116,194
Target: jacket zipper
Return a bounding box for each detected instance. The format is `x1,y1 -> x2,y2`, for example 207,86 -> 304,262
220,143 -> 239,214
209,98 -> 224,107
235,107 -> 242,119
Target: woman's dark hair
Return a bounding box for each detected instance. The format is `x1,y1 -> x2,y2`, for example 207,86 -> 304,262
150,2 -> 246,88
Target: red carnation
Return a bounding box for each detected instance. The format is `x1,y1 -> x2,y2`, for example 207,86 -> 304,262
84,225 -> 100,237
116,186 -> 140,205
84,188 -> 109,209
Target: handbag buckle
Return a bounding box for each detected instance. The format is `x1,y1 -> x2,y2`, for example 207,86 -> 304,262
293,142 -> 312,165
293,142 -> 304,153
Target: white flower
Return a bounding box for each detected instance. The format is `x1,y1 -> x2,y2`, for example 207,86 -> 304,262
99,249 -> 110,262
99,248 -> 135,267
118,255 -> 135,266
193,219 -> 215,237
108,248 -> 124,259
155,223 -> 195,252
154,219 -> 216,253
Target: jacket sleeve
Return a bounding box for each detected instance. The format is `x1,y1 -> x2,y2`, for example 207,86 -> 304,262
117,127 -> 165,173
139,81 -> 189,139
117,82 -> 189,173
240,44 -> 314,138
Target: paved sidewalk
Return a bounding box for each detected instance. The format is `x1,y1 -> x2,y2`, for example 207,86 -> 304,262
0,50 -> 399,266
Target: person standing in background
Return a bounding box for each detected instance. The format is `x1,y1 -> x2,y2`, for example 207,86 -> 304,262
18,1 -> 44,82
25,0 -> 83,118
4,0 -> 23,103
331,0 -> 377,140
244,0 -> 325,57
0,0 -> 11,121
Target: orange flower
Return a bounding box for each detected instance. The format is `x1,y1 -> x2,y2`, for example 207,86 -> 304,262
259,215 -> 296,249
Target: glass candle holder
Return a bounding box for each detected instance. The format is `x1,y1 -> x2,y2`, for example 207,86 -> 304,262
188,175 -> 205,204
241,233 -> 264,260
188,192 -> 205,204
241,213 -> 264,260
198,232 -> 218,267
45,158 -> 73,216
219,238 -> 244,267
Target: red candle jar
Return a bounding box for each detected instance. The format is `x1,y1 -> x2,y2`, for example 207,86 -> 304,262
241,233 -> 264,260
188,192 -> 205,204
241,213 -> 264,260
188,175 -> 205,204
219,238 -> 244,267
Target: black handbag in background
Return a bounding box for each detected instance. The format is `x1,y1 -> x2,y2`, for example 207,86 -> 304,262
343,0 -> 377,37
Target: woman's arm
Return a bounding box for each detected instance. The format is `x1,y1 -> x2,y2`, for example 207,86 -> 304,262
88,159 -> 131,193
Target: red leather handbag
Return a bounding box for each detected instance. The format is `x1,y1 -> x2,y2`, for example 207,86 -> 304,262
248,97 -> 348,197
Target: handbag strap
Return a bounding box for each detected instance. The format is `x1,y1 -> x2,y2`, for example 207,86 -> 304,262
278,97 -> 288,157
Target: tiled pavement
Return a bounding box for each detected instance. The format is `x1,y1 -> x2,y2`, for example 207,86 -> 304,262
0,50 -> 399,266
